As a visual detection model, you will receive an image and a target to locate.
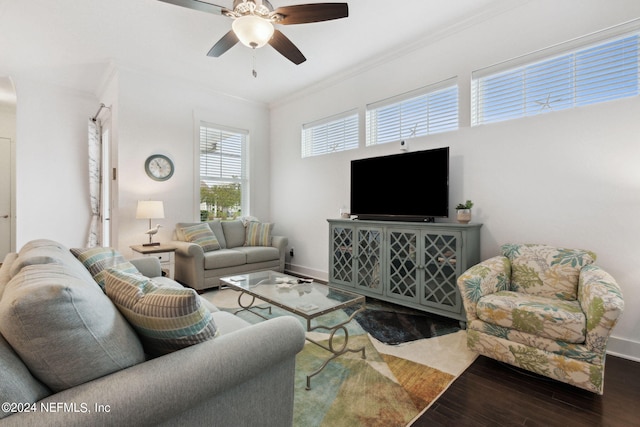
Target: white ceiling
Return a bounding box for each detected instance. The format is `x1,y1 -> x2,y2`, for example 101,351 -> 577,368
0,0 -> 524,105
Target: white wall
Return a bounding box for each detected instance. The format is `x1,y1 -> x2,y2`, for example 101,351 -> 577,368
270,0 -> 640,359
14,78 -> 97,247
115,69 -> 271,255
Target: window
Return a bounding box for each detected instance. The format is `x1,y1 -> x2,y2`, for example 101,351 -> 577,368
472,32 -> 640,125
366,78 -> 458,146
302,110 -> 358,158
199,123 -> 247,221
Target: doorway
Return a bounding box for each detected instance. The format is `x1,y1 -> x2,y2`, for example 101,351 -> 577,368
0,76 -> 16,260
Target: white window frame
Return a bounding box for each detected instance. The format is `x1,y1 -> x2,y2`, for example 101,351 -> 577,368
302,109 -> 359,158
472,21 -> 640,126
365,77 -> 458,146
198,121 -> 248,220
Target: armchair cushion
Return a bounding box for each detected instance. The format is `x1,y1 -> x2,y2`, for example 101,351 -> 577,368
501,243 -> 596,300
476,291 -> 585,343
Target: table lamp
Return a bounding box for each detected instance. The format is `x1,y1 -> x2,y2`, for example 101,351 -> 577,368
136,200 -> 165,246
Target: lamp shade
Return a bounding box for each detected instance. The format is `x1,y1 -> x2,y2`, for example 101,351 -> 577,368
232,15 -> 274,49
136,201 -> 165,220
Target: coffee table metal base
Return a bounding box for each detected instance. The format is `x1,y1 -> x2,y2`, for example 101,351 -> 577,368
232,290 -> 366,390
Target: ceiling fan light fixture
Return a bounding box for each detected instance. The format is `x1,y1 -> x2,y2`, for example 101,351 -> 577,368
232,15 -> 274,49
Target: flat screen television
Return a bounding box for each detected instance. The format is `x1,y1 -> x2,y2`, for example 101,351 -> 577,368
350,147 -> 449,221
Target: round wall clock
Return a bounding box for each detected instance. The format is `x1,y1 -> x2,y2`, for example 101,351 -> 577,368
145,154 -> 174,181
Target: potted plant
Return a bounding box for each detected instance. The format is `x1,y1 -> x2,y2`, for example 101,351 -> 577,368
455,200 -> 474,224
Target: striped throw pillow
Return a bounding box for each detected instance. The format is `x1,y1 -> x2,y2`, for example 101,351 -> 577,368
104,269 -> 218,357
244,221 -> 273,246
181,223 -> 220,252
71,247 -> 140,291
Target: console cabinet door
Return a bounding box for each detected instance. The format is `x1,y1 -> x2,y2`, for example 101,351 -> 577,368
420,231 -> 462,313
330,224 -> 355,286
386,228 -> 420,304
355,227 -> 384,294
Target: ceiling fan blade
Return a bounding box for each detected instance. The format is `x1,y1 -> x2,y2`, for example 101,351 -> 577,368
268,30 -> 306,65
275,3 -> 348,25
207,30 -> 239,57
157,0 -> 227,15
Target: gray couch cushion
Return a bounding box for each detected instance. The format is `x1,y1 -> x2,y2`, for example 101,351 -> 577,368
0,333 -> 51,419
204,249 -> 247,269
0,253 -> 17,301
211,311 -> 251,336
233,246 -> 280,264
221,220 -> 246,248
0,263 -> 146,392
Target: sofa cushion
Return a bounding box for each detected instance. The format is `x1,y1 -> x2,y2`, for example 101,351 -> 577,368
182,223 -> 221,252
244,221 -> 273,246
0,263 -> 146,392
71,246 -> 141,291
0,333 -> 51,420
0,253 -> 17,301
221,220 -> 246,248
233,246 -> 280,264
104,269 -> 218,357
9,239 -> 75,278
203,249 -> 247,269
476,290 -> 586,343
501,244 -> 596,300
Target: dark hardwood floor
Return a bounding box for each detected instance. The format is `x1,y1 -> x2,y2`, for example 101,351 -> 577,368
412,355 -> 640,427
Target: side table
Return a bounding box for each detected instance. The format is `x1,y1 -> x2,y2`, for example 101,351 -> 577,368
130,244 -> 176,279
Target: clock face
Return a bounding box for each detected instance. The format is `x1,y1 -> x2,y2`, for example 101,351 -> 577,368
145,155 -> 174,181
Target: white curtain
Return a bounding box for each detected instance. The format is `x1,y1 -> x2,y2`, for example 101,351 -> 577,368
87,118 -> 101,247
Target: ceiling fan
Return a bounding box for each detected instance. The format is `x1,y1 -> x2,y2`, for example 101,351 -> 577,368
158,0 -> 349,65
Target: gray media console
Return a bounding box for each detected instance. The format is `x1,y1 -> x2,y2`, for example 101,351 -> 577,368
327,219 -> 482,324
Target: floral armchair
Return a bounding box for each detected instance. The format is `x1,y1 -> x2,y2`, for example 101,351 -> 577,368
457,243 -> 624,394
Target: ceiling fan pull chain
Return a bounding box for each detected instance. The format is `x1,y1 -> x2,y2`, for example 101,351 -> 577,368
252,50 -> 258,78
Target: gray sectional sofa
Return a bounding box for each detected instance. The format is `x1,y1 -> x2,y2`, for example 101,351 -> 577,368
0,239 -> 305,426
172,219 -> 287,291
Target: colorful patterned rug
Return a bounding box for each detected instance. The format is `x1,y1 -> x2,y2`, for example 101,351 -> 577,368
294,334 -> 457,427
206,290 -> 475,427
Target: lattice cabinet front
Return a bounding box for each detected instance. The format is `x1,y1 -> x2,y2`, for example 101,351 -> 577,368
421,232 -> 462,313
355,227 -> 384,294
330,224 -> 354,286
328,219 -> 481,322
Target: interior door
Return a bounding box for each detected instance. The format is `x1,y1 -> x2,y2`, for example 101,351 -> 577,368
0,137 -> 11,259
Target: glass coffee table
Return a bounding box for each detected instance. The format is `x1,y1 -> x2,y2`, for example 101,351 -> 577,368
220,270 -> 366,389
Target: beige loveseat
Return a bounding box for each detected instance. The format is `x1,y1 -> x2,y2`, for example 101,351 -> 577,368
0,239 -> 305,426
172,219 -> 287,291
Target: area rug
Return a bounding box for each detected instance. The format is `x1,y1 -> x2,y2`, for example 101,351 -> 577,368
343,300 -> 461,345
202,289 -> 476,427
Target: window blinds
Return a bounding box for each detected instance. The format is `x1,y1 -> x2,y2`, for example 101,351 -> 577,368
302,110 -> 359,158
199,124 -> 247,186
366,78 -> 458,146
472,33 -> 640,125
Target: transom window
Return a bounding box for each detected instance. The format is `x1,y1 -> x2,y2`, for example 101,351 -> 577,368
302,110 -> 359,158
472,32 -> 640,125
199,122 -> 247,220
366,78 -> 458,146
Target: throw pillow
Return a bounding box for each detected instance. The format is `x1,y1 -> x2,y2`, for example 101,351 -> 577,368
0,263 -> 145,392
181,223 -> 220,252
70,246 -> 140,291
244,221 -> 273,246
104,269 -> 218,357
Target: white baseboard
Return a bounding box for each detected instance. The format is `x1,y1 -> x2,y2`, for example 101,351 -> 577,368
607,336 -> 640,362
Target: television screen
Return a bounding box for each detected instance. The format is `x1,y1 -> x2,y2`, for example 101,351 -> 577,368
350,147 -> 449,221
